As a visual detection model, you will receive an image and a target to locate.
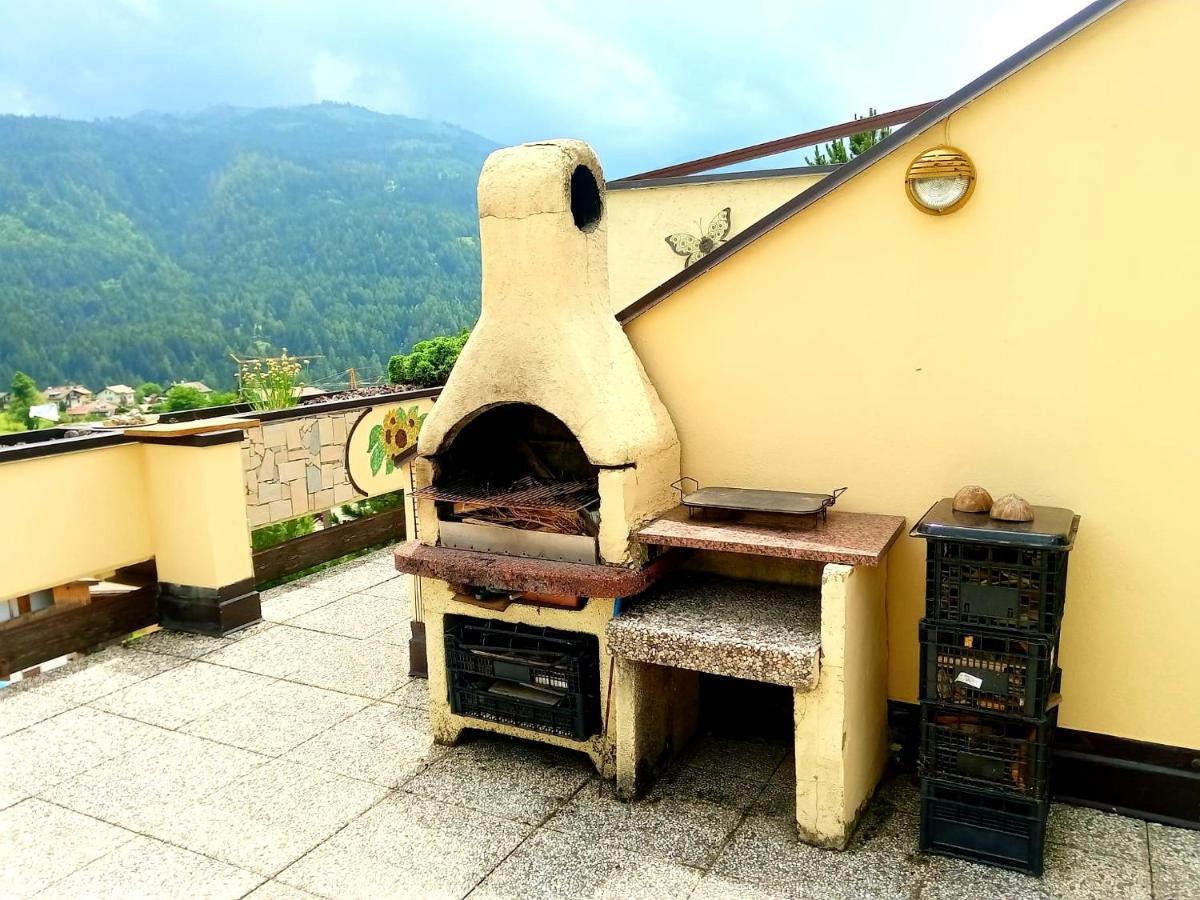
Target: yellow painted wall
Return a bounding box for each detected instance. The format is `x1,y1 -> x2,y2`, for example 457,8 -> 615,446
624,0 -> 1200,749
0,443 -> 154,598
606,172 -> 826,312
142,438 -> 254,589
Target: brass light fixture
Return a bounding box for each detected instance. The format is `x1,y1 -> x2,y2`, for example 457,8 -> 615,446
905,146 -> 976,215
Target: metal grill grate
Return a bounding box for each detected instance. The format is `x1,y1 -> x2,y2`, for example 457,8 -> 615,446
415,476 -> 598,513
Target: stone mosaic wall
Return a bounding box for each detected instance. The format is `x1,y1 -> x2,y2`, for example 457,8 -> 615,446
242,410 -> 365,528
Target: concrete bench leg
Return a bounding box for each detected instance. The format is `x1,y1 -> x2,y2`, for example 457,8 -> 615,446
792,562 -> 890,849
614,656 -> 700,799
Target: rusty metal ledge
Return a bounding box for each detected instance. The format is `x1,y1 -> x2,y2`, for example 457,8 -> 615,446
394,542 -> 686,598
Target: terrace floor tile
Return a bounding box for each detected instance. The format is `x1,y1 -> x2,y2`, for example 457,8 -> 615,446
386,676 -> 429,709
287,635 -> 410,699
679,732 -> 791,783
283,701 -> 445,788
407,734 -> 593,825
276,792 -> 531,900
35,835 -> 264,900
1047,803 -> 1149,863
259,585 -> 347,623
0,799 -> 135,898
1149,821 -> 1200,899
155,759 -> 387,877
199,624 -> 335,678
471,827 -> 703,900
126,626 -> 242,659
0,688 -> 71,738
182,678 -> 371,756
89,660 -> 275,728
0,706 -> 169,794
355,575 -> 412,600
41,729 -> 268,833
288,589 -> 412,639
26,647 -> 184,706
545,779 -> 744,869
244,880 -> 327,900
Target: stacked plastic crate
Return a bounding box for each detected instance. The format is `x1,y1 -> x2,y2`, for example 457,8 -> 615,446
912,498 -> 1080,875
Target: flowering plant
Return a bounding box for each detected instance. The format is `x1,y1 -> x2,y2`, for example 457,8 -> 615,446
240,350 -> 305,411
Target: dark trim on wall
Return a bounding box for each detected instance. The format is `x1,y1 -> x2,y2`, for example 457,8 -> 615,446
0,430 -> 134,465
607,165 -> 840,191
888,700 -> 1199,829
135,429 -> 245,448
615,0 -> 1128,325
158,578 -> 261,637
246,387 -> 443,424
158,401 -> 257,423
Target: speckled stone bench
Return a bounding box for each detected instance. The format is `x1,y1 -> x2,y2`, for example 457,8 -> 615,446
607,510 -> 903,850
607,574 -> 821,689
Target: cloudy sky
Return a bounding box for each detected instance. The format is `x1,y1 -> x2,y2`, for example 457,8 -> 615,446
0,0 -> 1085,176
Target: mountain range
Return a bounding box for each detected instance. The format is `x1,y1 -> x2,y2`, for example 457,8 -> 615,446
0,103 -> 494,390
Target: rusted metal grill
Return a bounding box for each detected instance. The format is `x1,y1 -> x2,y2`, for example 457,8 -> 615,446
415,476 -> 598,512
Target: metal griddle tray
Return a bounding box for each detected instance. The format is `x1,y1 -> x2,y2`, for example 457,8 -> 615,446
672,477 -> 847,518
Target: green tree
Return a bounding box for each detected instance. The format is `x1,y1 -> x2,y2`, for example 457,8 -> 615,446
388,330 -> 469,387
806,108 -> 893,165
156,385 -> 209,412
9,371 -> 40,428
135,381 -> 163,402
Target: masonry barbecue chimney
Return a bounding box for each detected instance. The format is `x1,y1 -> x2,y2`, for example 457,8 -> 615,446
414,139 -> 680,566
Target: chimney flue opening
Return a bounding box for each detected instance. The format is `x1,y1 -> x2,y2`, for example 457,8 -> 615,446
570,165 -> 602,232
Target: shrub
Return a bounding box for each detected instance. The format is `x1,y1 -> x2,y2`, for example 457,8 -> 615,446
388,330 -> 469,387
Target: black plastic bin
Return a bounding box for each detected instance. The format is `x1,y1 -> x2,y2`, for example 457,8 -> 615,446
920,705 -> 1058,796
924,540 -> 1070,635
920,778 -> 1049,876
920,621 -> 1056,718
444,617 -> 601,741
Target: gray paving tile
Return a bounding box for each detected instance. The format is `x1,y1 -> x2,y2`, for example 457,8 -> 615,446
291,561 -> 396,595
408,735 -> 592,825
156,759 -> 387,877
0,688 -> 71,738
847,777 -> 921,856
35,834 -> 264,900
288,589 -> 411,639
472,826 -> 702,899
200,623 -> 332,678
90,660 -> 275,728
0,706 -> 168,794
244,881 -> 326,900
708,813 -> 929,900
647,761 -> 769,811
25,647 -> 183,706
546,779 -> 744,868
371,620 -> 415,647
355,575 -> 412,600
183,678 -> 370,756
0,799 -> 135,898
276,792 -> 531,900
1047,803 -> 1148,863
42,729 -> 268,832
387,676 -> 429,709
288,635 -> 410,699
1149,821 -> 1200,899
259,585 -> 346,623
920,854 -> 1048,899
0,783 -> 27,811
283,701 -> 445,788
680,733 -> 790,783
126,626 -> 240,659
1040,843 -> 1152,899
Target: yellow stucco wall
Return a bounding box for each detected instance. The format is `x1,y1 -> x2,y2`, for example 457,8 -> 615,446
624,0 -> 1200,749
606,172 -> 826,312
0,443 -> 154,598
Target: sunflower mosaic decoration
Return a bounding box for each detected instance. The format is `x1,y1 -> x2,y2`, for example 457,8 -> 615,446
368,404 -> 427,476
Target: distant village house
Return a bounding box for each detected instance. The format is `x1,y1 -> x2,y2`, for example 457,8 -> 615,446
96,384 -> 135,407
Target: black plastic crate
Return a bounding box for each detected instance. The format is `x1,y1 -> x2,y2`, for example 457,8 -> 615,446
920,621 -> 1056,718
920,705 -> 1057,796
444,617 -> 600,741
920,778 -> 1049,875
925,539 -> 1069,635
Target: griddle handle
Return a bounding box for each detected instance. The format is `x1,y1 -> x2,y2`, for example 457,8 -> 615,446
826,487 -> 848,507
671,476 -> 699,501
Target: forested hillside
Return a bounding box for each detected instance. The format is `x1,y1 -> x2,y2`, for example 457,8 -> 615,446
0,104 -> 492,389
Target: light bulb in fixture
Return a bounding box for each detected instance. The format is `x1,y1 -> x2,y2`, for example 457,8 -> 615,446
905,147 -> 976,215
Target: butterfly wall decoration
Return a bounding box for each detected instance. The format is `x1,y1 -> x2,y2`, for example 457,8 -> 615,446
665,207 -> 732,268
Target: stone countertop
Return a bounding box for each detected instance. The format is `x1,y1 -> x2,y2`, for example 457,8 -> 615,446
634,507 -> 905,567
606,573 -> 821,689
394,542 -> 686,598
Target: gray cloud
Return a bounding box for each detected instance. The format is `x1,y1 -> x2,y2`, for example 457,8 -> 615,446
0,0 -> 1084,175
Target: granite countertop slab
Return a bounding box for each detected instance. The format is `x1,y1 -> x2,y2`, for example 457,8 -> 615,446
393,542 -> 685,598
606,573 -> 821,689
634,507 -> 904,566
